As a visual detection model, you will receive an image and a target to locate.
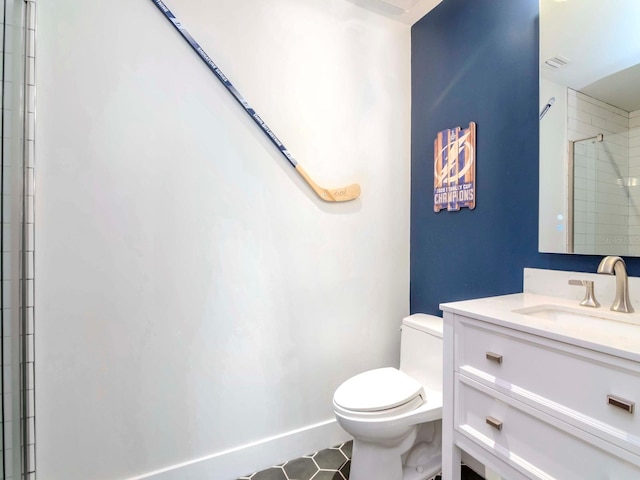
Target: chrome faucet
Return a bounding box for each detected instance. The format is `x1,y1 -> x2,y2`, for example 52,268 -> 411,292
597,256 -> 634,313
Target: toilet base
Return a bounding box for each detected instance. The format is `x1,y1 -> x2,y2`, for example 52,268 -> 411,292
350,435 -> 411,480
402,454 -> 442,480
349,421 -> 441,480
402,422 -> 443,480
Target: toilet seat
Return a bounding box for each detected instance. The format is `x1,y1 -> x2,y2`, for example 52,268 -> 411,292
333,367 -> 425,418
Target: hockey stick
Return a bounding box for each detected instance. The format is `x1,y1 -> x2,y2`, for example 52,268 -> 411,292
150,0 -> 361,202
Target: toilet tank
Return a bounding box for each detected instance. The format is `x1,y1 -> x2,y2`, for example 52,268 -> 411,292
399,314 -> 443,391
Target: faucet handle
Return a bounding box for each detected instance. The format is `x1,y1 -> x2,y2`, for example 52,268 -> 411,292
568,279 -> 600,308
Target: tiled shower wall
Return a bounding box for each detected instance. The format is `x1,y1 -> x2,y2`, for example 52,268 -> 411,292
2,0 -> 36,478
628,110 -> 640,256
568,88 -> 637,255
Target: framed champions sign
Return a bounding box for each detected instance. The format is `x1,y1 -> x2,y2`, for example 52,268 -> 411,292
433,122 -> 476,212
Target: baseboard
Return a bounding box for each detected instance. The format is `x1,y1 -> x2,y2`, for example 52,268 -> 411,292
126,419 -> 351,480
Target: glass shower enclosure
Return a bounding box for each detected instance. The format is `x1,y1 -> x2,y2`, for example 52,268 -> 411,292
1,0 -> 36,478
570,125 -> 640,256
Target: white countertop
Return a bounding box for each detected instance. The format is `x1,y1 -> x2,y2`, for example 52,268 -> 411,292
440,293 -> 640,363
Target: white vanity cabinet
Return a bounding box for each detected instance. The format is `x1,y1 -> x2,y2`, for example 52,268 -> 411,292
441,294 -> 640,480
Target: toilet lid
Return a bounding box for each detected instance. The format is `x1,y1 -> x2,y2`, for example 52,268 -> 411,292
333,367 -> 425,412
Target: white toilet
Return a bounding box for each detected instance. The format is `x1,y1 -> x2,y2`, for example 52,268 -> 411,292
332,314 -> 443,480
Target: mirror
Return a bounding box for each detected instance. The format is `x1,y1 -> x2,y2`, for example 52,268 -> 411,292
539,0 -> 640,255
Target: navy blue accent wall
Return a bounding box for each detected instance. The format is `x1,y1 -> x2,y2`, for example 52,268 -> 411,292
410,0 -> 640,315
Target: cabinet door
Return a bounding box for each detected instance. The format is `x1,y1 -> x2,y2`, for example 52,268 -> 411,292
457,317 -> 640,455
455,376 -> 640,480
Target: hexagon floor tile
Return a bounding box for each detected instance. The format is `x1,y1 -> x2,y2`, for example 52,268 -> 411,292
238,442 -> 352,480
238,441 -> 484,480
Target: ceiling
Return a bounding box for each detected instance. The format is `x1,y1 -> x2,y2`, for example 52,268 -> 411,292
540,0 -> 640,112
352,0 -> 640,112
347,0 -> 443,25
580,64 -> 640,113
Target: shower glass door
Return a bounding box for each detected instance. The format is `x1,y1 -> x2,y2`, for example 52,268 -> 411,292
571,129 -> 637,255
2,0 -> 34,478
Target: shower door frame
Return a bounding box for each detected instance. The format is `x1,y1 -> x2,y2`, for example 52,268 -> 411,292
1,0 -> 37,477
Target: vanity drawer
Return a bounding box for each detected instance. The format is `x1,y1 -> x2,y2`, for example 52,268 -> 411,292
456,377 -> 640,479
457,317 -> 640,452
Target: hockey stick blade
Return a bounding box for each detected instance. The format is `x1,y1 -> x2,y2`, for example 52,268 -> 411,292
295,166 -> 361,202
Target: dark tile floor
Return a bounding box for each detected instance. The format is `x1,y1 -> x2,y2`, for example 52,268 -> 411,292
238,442 -> 352,480
239,441 -> 484,480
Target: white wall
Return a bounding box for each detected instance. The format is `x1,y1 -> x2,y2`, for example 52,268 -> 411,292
35,1 -> 411,479
539,77 -> 568,252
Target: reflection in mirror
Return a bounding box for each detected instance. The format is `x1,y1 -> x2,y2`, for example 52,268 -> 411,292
539,0 -> 640,255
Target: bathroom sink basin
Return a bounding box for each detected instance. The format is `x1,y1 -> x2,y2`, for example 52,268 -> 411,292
512,304 -> 638,328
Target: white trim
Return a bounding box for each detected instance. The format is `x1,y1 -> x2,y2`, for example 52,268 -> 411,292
126,419 -> 351,480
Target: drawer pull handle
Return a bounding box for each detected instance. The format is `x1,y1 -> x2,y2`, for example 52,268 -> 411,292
608,395 -> 635,414
486,352 -> 503,364
486,416 -> 503,431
